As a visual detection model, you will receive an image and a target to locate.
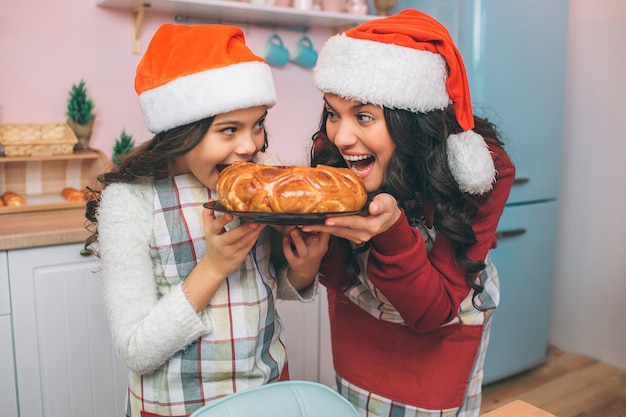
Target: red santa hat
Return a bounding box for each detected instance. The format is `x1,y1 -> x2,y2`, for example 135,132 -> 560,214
313,9 -> 496,195
135,24 -> 277,134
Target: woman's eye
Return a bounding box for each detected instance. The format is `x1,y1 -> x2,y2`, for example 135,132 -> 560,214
221,127 -> 236,135
326,109 -> 338,120
254,119 -> 266,130
357,114 -> 373,123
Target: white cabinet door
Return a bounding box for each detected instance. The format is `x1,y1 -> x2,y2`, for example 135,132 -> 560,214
0,251 -> 10,315
9,243 -> 127,417
0,250 -> 18,417
276,295 -> 321,382
0,315 -> 18,417
317,286 -> 335,387
275,285 -> 335,387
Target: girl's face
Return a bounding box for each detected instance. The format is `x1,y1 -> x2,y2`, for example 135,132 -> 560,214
169,106 -> 268,190
323,93 -> 395,192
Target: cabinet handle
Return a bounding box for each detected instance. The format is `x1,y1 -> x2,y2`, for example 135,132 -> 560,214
513,177 -> 530,185
495,228 -> 527,239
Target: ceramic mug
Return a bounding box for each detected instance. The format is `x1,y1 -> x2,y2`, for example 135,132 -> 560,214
260,34 -> 290,68
290,36 -> 318,69
292,0 -> 313,10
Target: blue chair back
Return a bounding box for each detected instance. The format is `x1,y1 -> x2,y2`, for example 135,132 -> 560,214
189,380 -> 359,417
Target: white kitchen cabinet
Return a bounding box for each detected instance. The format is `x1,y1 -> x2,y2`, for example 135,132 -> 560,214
276,297 -> 321,381
0,315 -> 19,417
276,285 -> 335,387
8,243 -> 127,417
0,250 -> 10,316
0,250 -> 19,417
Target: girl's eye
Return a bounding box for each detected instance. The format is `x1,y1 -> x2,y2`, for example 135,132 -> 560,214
356,113 -> 373,123
326,109 -> 338,120
221,127 -> 237,135
254,119 -> 266,130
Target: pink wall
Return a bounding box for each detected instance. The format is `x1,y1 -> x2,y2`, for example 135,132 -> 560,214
551,0 -> 626,370
0,0 -> 333,166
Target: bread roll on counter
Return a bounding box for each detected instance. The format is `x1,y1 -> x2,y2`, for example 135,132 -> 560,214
61,187 -> 88,202
1,191 -> 26,207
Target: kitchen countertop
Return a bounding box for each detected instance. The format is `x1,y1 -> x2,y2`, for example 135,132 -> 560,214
0,208 -> 91,251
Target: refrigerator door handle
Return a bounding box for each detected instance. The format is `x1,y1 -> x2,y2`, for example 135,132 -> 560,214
495,228 -> 527,240
513,177 -> 530,185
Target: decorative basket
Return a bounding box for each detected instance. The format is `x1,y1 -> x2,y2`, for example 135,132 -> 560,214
0,123 -> 78,156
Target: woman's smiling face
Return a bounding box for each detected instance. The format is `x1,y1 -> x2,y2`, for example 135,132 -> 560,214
323,93 -> 395,193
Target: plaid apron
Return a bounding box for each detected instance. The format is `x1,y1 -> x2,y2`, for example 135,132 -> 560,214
339,222 -> 500,417
126,174 -> 287,417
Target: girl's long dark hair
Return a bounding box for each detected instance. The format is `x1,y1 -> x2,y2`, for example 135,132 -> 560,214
310,105 -> 504,309
83,117 -> 268,255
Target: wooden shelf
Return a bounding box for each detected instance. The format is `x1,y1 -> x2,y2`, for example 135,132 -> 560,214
97,0 -> 378,52
0,150 -> 104,164
0,150 -> 109,215
0,199 -> 85,215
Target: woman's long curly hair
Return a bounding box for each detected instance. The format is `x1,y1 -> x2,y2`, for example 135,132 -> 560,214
83,117 -> 268,255
310,104 -> 504,308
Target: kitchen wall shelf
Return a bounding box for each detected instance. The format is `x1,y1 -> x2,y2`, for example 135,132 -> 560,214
97,0 -> 378,53
0,150 -> 109,215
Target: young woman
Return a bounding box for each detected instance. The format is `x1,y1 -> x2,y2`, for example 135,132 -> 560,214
297,9 -> 516,417
84,24 -> 325,417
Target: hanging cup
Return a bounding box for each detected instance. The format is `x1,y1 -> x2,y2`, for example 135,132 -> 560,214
290,36 -> 318,69
260,34 -> 290,68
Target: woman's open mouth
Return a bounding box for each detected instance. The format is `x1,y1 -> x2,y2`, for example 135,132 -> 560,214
342,154 -> 375,174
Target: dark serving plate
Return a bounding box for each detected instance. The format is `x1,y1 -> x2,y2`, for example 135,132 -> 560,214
203,201 -> 367,226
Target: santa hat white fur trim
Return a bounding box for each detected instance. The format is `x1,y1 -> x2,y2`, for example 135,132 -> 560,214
447,131 -> 496,195
314,35 -> 450,113
139,61 -> 276,133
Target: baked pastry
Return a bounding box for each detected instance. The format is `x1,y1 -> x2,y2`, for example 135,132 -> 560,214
217,162 -> 367,213
2,191 -> 26,206
61,187 -> 88,202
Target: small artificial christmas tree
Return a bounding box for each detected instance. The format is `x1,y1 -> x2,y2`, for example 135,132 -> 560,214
66,80 -> 96,151
66,80 -> 95,125
112,129 -> 135,168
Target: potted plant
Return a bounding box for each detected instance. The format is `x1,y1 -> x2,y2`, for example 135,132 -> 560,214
112,129 -> 135,168
66,80 -> 96,151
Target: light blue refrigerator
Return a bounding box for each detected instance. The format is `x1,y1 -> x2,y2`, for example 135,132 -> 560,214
398,0 -> 569,383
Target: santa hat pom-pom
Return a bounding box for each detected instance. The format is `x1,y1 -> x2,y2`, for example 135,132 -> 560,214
447,131 -> 496,195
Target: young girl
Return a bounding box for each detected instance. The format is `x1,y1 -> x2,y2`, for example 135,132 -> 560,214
84,24 -> 325,417
298,9 -> 516,417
